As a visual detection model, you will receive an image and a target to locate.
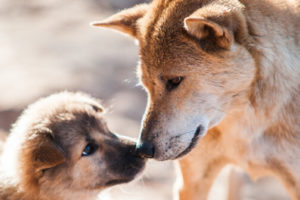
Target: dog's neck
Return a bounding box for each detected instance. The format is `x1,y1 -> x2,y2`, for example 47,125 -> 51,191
216,0 -> 300,144
237,0 -> 300,130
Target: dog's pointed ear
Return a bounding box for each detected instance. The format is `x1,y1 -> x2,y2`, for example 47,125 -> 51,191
30,132 -> 65,171
91,4 -> 149,38
184,17 -> 233,49
183,3 -> 245,50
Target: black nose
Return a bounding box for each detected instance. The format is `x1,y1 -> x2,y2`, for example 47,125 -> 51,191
136,142 -> 155,159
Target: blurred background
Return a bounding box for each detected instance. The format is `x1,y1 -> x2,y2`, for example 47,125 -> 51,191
0,0 -> 290,199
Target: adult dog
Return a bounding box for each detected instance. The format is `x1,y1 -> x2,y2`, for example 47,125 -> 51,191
92,0 -> 300,199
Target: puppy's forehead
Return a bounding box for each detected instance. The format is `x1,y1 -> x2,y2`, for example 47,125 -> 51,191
46,103 -> 105,134
66,111 -> 108,135
47,111 -> 111,153
84,116 -> 111,137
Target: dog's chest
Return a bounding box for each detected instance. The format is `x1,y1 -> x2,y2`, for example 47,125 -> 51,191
220,120 -> 300,180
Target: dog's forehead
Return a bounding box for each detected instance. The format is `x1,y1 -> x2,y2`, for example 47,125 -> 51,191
137,1 -> 208,75
138,0 -> 204,44
139,0 -> 202,39
138,39 -> 207,85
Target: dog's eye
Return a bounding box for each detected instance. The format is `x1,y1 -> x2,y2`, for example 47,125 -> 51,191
82,143 -> 98,156
166,77 -> 184,91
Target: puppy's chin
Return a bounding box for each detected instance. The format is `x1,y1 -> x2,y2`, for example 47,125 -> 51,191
104,178 -> 132,187
105,157 -> 145,187
104,171 -> 142,187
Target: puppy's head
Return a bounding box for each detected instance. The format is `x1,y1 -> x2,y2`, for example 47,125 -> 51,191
2,92 -> 145,199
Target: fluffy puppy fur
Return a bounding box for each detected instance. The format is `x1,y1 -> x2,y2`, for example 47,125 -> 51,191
0,92 -> 145,200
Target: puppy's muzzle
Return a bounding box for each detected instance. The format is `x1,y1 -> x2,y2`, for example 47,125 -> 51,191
136,142 -> 155,158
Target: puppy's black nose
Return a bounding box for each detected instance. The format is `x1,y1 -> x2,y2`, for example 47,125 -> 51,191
136,142 -> 155,159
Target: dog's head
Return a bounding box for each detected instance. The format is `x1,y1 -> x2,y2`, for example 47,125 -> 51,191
92,0 -> 256,160
2,92 -> 145,199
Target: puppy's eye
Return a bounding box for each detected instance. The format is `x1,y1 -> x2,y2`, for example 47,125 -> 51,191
82,143 -> 98,156
166,77 -> 184,91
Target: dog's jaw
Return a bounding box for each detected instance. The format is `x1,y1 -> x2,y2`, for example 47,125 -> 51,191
174,125 -> 205,159
150,123 -> 208,161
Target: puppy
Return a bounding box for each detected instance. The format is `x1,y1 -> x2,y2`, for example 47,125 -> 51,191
0,92 -> 145,200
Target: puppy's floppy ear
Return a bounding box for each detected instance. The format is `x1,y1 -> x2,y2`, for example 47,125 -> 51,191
91,3 -> 149,38
184,2 -> 246,50
19,129 -> 65,194
30,131 -> 65,171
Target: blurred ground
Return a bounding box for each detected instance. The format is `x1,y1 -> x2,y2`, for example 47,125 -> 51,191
0,0 -> 290,199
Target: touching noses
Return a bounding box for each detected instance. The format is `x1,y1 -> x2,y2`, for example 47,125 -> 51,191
136,142 -> 155,158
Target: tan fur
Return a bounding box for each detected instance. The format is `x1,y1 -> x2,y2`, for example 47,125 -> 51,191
0,92 -> 145,200
93,0 -> 300,199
